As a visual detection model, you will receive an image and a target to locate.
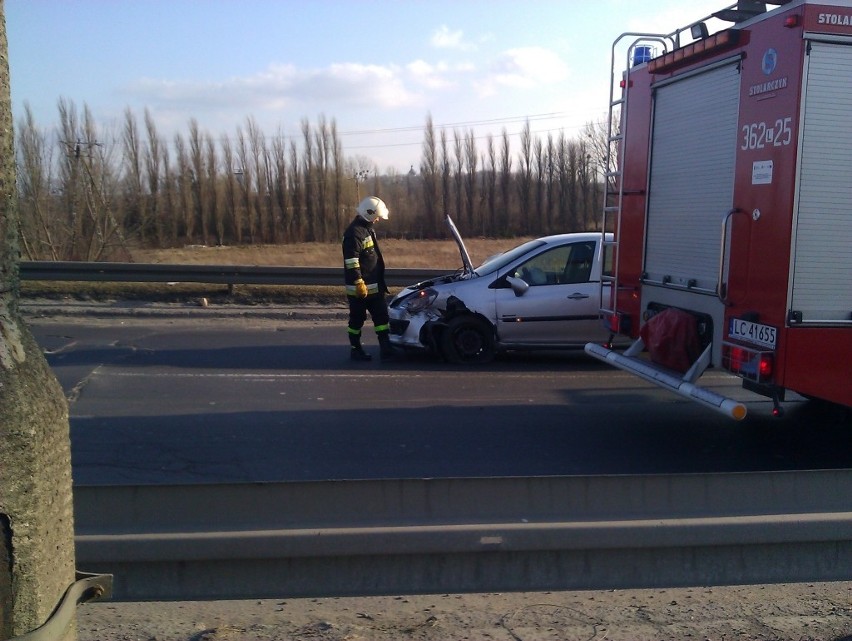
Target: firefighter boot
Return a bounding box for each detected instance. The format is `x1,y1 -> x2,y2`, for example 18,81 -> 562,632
349,331 -> 372,361
378,331 -> 399,361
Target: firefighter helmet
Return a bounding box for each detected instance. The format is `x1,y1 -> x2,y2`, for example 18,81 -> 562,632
356,196 -> 389,222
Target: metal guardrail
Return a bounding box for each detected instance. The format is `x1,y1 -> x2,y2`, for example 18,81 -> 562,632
19,261 -> 452,287
74,470 -> 852,600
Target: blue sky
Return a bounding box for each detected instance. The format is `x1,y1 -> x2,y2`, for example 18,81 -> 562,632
6,0 -> 726,172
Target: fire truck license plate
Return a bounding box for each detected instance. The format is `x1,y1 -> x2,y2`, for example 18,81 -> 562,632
729,319 -> 777,349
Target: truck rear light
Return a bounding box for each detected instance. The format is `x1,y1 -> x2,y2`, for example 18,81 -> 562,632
758,354 -> 774,378
722,342 -> 774,384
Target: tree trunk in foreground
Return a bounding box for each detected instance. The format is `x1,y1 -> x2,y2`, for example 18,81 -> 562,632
0,2 -> 78,639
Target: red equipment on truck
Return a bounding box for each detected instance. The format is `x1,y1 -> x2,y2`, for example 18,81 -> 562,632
586,0 -> 852,419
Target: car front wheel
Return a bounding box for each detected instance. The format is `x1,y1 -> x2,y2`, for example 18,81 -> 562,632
440,316 -> 496,364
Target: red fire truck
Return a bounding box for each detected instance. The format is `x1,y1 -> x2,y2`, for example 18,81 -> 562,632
585,0 -> 852,420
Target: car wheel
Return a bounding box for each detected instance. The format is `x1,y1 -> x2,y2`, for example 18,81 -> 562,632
440,316 -> 495,364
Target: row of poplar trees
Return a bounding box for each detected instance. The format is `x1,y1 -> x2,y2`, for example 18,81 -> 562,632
15,99 -> 610,261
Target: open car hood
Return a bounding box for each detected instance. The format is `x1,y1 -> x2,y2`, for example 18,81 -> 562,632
445,214 -> 475,277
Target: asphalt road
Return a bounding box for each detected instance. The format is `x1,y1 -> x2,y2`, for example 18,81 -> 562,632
27,313 -> 852,487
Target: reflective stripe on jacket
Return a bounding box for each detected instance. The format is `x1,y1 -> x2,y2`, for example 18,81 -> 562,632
342,217 -> 387,296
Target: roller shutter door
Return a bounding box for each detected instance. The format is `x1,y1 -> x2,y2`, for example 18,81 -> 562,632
645,61 -> 740,292
790,41 -> 852,324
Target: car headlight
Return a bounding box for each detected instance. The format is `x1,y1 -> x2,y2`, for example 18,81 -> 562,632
403,287 -> 438,313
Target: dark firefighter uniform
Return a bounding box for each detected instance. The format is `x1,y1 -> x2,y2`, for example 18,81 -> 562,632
342,205 -> 396,361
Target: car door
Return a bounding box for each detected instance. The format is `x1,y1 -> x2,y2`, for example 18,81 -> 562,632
495,240 -> 605,346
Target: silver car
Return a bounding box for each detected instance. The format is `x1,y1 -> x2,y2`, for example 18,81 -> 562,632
388,216 -> 616,363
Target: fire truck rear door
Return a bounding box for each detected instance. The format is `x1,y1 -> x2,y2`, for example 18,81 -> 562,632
790,40 -> 852,325
645,60 -> 741,293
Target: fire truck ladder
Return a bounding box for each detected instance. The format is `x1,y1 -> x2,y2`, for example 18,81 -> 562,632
599,33 -> 671,321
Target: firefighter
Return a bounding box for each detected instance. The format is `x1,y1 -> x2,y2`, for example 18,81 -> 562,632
342,196 -> 397,361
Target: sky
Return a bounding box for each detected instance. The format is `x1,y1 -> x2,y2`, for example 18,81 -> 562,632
6,0 -> 730,173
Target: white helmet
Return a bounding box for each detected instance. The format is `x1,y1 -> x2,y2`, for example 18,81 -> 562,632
356,196 -> 389,223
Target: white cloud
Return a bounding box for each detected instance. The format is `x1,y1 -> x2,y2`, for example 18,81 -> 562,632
476,47 -> 569,96
128,60 -> 421,117
322,62 -> 420,108
407,59 -> 457,90
430,25 -> 476,51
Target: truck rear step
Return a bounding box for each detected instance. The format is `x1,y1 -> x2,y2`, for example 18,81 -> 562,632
585,340 -> 748,420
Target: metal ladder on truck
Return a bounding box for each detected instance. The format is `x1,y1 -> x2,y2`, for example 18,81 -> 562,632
598,33 -> 671,327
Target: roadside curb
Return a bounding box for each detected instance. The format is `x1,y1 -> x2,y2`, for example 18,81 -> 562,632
20,299 -> 349,322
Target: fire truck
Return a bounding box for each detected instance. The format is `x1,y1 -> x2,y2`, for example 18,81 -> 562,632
585,0 -> 852,420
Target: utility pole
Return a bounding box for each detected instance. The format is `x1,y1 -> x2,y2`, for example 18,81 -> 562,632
352,169 -> 369,201
0,2 -> 79,639
60,137 -> 130,261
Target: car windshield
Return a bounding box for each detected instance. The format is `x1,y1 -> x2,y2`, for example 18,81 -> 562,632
474,239 -> 547,276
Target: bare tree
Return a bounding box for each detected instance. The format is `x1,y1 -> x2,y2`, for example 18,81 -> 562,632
57,104 -> 127,261
330,119 -> 344,240
122,107 -> 148,244
56,98 -> 84,257
271,129 -> 290,242
555,132 -> 570,230
566,140 -> 583,231
235,124 -> 256,243
498,129 -> 512,235
419,114 -> 440,237
516,120 -> 533,235
16,103 -> 58,259
452,129 -> 464,228
533,136 -> 546,235
143,109 -> 166,246
439,129 -> 450,225
584,115 -> 615,190
314,115 -> 331,242
544,134 -> 556,233
576,137 -> 594,230
463,129 -> 477,234
204,134 -> 222,245
582,117 -> 610,229
160,142 -> 178,246
481,134 -> 497,236
301,119 -> 316,241
188,119 -> 210,244
288,139 -> 303,241
9,86 -> 620,255
173,133 -> 195,242
221,136 -> 241,244
245,117 -> 272,243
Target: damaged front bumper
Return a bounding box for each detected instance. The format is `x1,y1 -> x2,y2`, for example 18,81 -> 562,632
388,307 -> 445,352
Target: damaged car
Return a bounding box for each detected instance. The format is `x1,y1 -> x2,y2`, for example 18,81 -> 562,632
388,215 -> 618,363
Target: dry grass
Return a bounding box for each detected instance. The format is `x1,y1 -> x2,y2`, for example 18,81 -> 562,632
131,236 -> 534,270
23,236 -> 535,305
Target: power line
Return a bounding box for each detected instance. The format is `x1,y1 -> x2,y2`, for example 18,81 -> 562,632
44,110 -> 602,157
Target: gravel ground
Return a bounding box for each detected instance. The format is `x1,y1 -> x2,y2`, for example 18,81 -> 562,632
78,582 -> 852,641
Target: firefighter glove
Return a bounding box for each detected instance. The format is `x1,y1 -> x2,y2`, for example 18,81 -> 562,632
354,278 -> 368,298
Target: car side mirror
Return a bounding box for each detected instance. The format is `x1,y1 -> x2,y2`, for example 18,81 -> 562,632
505,275 -> 529,297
